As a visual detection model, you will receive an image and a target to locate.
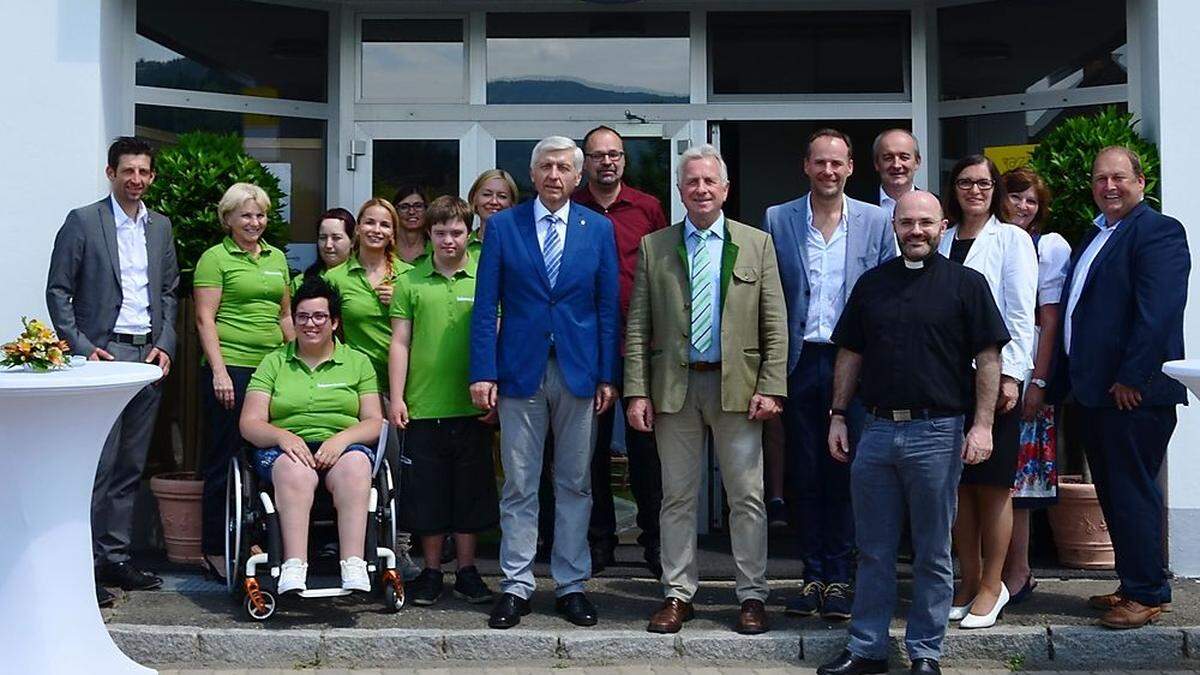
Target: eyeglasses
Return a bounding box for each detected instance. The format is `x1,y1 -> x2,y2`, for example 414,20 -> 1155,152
585,151 -> 626,162
295,312 -> 331,325
955,178 -> 995,191
397,202 -> 426,212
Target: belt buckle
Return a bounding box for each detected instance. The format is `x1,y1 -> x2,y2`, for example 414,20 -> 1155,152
894,409 -> 912,422
133,334 -> 149,346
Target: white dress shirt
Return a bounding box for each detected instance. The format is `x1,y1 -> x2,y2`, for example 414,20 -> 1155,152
878,184 -> 915,225
803,194 -> 848,343
533,197 -> 570,251
1064,214 -> 1121,354
110,194 -> 152,335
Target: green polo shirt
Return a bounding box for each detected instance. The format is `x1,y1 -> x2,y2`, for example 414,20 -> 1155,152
323,255 -> 412,388
390,254 -> 479,420
247,341 -> 379,442
194,237 -> 291,368
290,260 -> 347,295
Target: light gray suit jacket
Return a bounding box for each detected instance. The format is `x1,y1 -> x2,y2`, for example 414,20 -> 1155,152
762,193 -> 895,375
46,197 -> 180,358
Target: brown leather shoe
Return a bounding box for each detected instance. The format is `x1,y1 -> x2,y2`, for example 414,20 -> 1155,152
1100,599 -> 1163,629
1089,590 -> 1171,613
735,598 -> 769,635
647,597 -> 694,634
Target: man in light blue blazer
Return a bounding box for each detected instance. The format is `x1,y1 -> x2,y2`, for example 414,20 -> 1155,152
470,135 -> 620,630
762,128 -> 896,620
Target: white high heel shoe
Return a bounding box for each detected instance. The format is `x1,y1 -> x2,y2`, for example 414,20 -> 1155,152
960,583 -> 1009,629
948,599 -> 974,622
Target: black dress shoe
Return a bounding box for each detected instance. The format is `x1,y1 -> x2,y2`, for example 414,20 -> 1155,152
909,657 -> 941,675
97,585 -> 116,608
817,649 -> 888,675
488,592 -> 531,629
555,591 -> 598,626
96,561 -> 163,591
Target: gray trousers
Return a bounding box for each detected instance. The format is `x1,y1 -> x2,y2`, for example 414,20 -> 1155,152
497,358 -> 596,599
655,370 -> 769,603
93,340 -> 162,565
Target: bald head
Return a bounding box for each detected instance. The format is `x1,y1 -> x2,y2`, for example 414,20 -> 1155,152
893,191 -> 947,262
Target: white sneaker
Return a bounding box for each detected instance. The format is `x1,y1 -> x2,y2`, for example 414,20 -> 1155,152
278,558 -> 308,595
340,556 -> 371,592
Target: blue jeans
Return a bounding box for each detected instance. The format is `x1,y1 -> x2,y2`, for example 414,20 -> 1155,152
252,441 -> 376,483
848,413 -> 964,662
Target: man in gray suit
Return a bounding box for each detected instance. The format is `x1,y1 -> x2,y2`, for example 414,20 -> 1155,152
47,136 -> 179,606
762,128 -> 895,620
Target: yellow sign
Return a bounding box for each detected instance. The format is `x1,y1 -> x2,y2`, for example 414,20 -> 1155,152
984,144 -> 1037,173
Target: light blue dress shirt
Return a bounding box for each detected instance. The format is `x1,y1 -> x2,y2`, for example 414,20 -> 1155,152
685,213 -> 725,363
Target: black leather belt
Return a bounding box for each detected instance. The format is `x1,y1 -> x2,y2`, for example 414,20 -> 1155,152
867,406 -> 959,421
113,333 -> 151,346
688,361 -> 722,372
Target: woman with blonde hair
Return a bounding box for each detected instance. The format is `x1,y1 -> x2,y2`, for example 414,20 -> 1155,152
466,169 -> 519,249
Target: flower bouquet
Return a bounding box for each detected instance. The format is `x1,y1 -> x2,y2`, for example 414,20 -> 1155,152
1,318 -> 71,372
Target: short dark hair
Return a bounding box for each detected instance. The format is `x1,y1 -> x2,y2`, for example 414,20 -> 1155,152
1000,167 -> 1052,231
292,275 -> 343,324
303,208 -> 357,280
804,128 -> 853,160
945,154 -> 1007,225
108,136 -> 155,171
423,194 -> 474,233
583,125 -> 623,152
1094,145 -> 1145,177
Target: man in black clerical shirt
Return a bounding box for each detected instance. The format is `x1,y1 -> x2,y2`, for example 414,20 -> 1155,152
817,191 -> 1010,675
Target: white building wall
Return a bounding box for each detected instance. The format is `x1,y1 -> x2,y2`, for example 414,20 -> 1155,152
0,0 -> 129,332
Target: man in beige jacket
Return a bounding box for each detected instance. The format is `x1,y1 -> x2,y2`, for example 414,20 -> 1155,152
625,144 -> 788,636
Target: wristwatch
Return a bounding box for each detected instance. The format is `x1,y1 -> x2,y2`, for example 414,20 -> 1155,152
1030,378 -> 1047,389
829,408 -> 847,418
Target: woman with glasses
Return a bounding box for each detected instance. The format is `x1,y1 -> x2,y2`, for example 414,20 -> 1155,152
466,169 -> 519,252
240,277 -> 384,594
999,167 -> 1070,605
939,155 -> 1037,629
392,185 -> 430,264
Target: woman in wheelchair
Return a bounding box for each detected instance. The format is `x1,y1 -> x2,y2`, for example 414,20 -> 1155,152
239,277 -> 383,594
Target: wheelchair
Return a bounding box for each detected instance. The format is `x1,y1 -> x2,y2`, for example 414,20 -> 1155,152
224,422 -> 405,620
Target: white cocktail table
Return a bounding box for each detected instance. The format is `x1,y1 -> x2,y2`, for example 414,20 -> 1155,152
0,361 -> 162,674
1164,359 -> 1200,398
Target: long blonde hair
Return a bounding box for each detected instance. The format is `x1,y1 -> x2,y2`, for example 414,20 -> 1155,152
355,197 -> 399,277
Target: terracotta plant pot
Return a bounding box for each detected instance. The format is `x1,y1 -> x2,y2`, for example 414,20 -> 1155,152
1046,475 -> 1115,569
150,472 -> 204,565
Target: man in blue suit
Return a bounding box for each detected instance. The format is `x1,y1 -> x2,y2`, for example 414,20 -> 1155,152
762,128 -> 896,620
470,135 -> 620,630
1052,146 -> 1189,629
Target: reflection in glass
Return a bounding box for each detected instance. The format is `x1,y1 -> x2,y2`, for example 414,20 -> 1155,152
487,13 -> 689,104
372,140 -> 459,206
938,0 -> 1126,100
496,138 -> 671,212
136,0 -> 328,102
361,19 -> 465,102
709,12 -> 908,96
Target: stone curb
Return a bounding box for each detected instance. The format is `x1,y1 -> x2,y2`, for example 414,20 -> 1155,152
108,622 -> 1200,669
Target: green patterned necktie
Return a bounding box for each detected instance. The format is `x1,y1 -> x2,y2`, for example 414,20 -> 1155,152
690,229 -> 714,353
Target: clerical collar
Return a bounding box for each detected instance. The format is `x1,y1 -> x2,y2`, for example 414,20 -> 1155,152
904,259 -> 925,269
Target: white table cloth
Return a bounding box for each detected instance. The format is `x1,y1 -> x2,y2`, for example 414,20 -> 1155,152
1164,360 -> 1200,398
0,361 -> 161,674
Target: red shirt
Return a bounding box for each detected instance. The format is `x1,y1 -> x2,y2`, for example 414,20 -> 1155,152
573,183 -> 668,318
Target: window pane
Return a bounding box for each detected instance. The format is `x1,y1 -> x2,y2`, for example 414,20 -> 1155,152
135,104 -> 327,241
137,0 -> 328,102
709,12 -> 909,96
496,138 -> 671,212
938,0 -> 1126,101
361,19 -> 465,102
487,13 -> 689,104
372,140 -> 459,205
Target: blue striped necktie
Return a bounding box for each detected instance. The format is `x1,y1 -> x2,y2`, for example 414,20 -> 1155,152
542,214 -> 563,287
690,229 -> 714,353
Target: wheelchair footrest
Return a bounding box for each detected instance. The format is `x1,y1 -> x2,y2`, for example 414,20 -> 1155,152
297,587 -> 354,599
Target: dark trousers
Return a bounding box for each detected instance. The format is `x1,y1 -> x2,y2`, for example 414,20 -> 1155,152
93,340 -> 161,565
1079,404 -> 1176,606
199,364 -> 255,555
784,342 -> 859,583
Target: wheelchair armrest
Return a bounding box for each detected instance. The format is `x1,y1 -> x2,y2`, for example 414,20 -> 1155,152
371,420 -> 389,478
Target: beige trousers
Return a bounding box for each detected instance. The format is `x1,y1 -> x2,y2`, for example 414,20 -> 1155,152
654,370 -> 769,603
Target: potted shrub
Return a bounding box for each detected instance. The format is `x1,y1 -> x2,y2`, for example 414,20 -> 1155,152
1029,107 -> 1161,569
143,131 -> 289,564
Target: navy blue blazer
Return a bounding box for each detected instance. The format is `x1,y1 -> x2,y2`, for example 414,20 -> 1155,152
1051,202 -> 1189,408
469,199 -> 620,399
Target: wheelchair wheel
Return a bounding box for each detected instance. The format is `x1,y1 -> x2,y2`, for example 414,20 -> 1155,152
224,457 -> 251,596
384,580 -> 405,612
245,589 -> 276,621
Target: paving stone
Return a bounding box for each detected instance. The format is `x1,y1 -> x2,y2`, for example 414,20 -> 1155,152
108,623 -> 200,664
678,630 -> 800,661
941,625 -> 1050,668
1050,624 -> 1185,668
197,627 -> 321,666
560,630 -> 680,660
442,629 -> 560,660
320,628 -> 444,663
